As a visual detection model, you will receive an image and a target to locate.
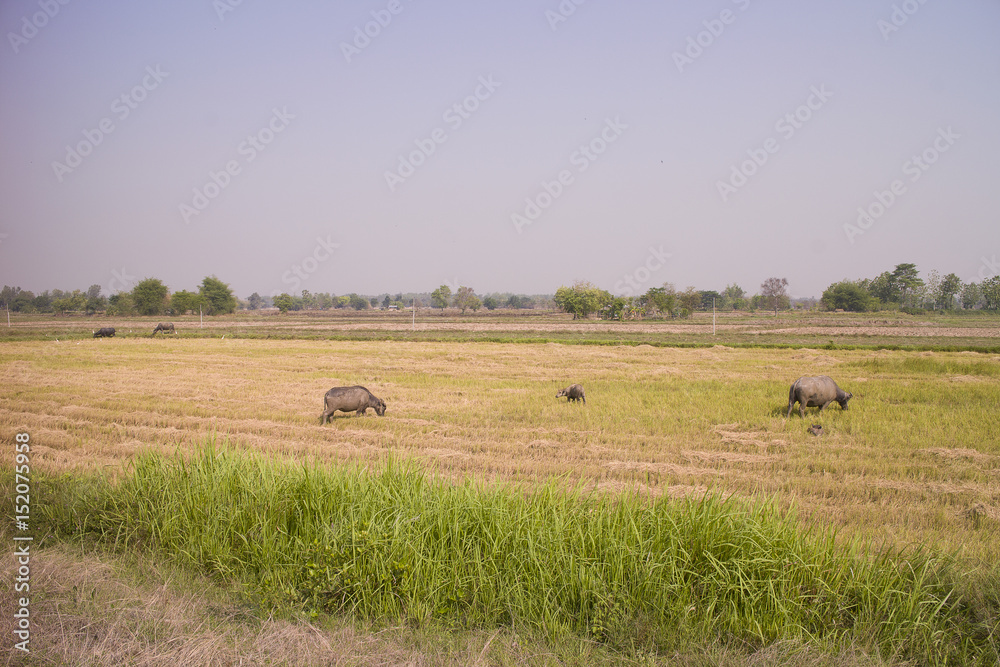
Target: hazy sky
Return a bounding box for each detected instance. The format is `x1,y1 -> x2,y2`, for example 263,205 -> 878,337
2,1 -> 998,300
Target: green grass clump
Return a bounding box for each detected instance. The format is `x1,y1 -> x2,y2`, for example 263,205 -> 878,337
37,442 -> 999,664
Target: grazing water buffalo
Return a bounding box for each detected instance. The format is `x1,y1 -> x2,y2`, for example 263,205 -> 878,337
556,384 -> 586,404
152,322 -> 175,335
93,327 -> 116,338
320,385 -> 386,423
787,376 -> 852,418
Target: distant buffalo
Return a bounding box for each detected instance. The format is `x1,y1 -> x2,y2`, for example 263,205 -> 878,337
93,327 -> 116,338
787,376 -> 852,418
320,386 -> 386,423
152,322 -> 175,335
556,384 -> 586,404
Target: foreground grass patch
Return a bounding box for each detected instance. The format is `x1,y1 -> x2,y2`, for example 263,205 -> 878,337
35,442 -> 1000,665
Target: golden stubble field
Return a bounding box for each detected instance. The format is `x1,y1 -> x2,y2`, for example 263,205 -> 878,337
3,336 -> 999,564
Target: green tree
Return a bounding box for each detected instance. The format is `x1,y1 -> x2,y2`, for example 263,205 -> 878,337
453,286 -> 481,313
961,282 -> 982,310
935,273 -> 962,310
170,290 -> 203,315
348,293 -> 369,310
85,284 -> 106,314
723,283 -> 747,310
821,280 -> 876,312
865,271 -> 896,306
273,293 -> 296,313
199,276 -> 237,315
643,284 -> 677,318
132,278 -> 169,316
700,290 -> 722,310
107,292 -> 135,316
982,276 -> 1000,310
891,263 -> 923,308
678,286 -> 702,318
760,277 -> 789,316
554,281 -> 606,319
483,295 -> 499,310
247,292 -> 263,310
431,285 -> 452,312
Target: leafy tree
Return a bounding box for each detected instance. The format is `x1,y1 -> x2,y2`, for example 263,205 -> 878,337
935,273 -> 962,310
505,294 -> 534,309
171,290 -> 203,315
247,292 -> 263,310
431,285 -> 452,312
273,293 -> 296,313
760,277 -> 789,316
723,283 -> 747,310
483,296 -> 499,310
891,263 -> 923,308
199,276 -> 237,315
107,292 -> 135,316
982,276 -> 1000,310
132,278 -> 169,316
821,280 -> 876,312
865,271 -> 896,305
644,284 -> 677,318
85,284 -> 106,314
600,295 -> 627,320
554,281 -> 606,319
678,286 -> 701,318
348,293 -> 369,310
314,293 -> 334,310
382,294 -> 392,309
700,290 -> 722,310
453,286 -> 481,313
961,282 -> 982,310
52,290 -> 87,314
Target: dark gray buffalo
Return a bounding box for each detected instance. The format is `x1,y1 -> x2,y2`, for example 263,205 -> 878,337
787,376 -> 852,418
152,322 -> 175,335
320,386 -> 386,423
93,327 -> 116,338
556,384 -> 586,404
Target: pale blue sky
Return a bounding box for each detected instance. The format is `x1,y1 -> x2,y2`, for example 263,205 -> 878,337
1,1 -> 998,299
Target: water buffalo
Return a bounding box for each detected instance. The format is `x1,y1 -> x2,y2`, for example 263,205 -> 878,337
93,327 -> 116,338
152,322 -> 175,335
320,386 -> 386,423
787,376 -> 852,418
556,384 -> 586,404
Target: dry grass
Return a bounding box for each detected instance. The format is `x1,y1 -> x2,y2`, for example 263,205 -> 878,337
2,337 -> 999,565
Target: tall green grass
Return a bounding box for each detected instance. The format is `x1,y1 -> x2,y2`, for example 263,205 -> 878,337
38,441 -> 999,664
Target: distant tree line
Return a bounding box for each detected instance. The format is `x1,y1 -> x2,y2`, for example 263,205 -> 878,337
552,278 -> 793,320
1,276 -> 238,316
820,263 -> 1000,312
5,263 -> 996,318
